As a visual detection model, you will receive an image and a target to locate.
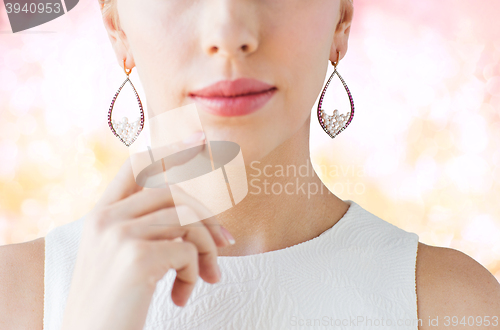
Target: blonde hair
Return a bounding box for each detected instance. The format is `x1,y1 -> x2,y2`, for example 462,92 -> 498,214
99,0 -> 353,33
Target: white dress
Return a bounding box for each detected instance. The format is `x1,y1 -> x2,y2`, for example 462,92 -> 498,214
43,199 -> 420,330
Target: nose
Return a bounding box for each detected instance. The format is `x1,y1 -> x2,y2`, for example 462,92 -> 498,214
200,0 -> 259,59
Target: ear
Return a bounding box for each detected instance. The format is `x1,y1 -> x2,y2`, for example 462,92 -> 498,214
330,3 -> 353,64
101,8 -> 135,70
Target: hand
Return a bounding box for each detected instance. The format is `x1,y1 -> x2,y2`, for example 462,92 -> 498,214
61,133 -> 235,330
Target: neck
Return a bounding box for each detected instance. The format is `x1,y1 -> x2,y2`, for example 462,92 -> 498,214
216,119 -> 350,257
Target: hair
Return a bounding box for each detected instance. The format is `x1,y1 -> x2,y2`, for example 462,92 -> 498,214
99,0 -> 353,34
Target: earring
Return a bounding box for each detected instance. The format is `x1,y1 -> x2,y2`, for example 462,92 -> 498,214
107,59 -> 145,147
317,50 -> 355,139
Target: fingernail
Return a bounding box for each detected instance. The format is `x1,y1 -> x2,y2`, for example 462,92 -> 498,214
220,226 -> 235,245
182,131 -> 205,144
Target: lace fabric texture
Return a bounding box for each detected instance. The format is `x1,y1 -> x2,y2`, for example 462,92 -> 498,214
43,200 -> 419,330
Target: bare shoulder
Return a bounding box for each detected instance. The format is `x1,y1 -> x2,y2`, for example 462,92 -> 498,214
416,242 -> 500,329
0,237 -> 45,330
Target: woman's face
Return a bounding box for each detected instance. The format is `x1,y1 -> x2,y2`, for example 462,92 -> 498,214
105,0 -> 350,163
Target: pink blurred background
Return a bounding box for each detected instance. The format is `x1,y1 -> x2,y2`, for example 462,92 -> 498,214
1,0 -> 499,281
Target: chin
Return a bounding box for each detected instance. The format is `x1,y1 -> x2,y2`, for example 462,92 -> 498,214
203,127 -> 277,165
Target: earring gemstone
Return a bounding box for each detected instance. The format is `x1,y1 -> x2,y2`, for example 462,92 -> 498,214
107,76 -> 145,147
317,68 -> 355,139
111,117 -> 142,146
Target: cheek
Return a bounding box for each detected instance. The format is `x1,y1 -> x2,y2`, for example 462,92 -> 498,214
120,1 -> 198,106
271,5 -> 336,125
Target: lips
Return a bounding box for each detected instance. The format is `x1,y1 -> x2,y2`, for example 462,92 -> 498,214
190,78 -> 276,97
188,78 -> 277,116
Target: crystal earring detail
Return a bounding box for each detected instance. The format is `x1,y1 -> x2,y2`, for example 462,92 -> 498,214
107,59 -> 145,147
317,51 -> 355,139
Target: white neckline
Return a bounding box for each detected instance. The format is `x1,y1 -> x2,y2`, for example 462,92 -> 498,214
217,199 -> 358,261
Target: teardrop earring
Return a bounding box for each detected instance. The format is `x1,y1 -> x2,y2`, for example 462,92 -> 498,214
317,50 -> 355,139
107,59 -> 145,147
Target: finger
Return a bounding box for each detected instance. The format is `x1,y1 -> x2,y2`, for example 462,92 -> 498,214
168,185 -> 230,247
107,179 -> 207,222
109,186 -> 174,220
121,206 -> 220,283
108,178 -> 233,248
148,240 -> 199,307
106,142 -> 206,218
96,131 -> 206,208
